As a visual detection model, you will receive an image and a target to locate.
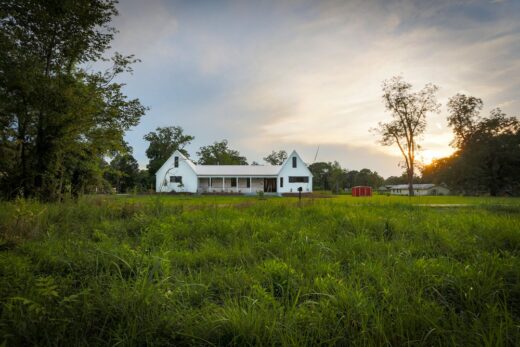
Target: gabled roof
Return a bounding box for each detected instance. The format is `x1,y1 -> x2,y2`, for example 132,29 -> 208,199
279,150 -> 313,177
157,149 -> 311,177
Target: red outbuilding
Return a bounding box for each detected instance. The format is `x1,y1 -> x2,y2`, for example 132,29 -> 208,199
352,186 -> 372,197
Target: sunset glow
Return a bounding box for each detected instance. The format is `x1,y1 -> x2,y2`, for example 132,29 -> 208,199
110,0 -> 520,177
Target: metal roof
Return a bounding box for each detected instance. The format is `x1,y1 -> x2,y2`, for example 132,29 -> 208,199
387,184 -> 436,189
194,165 -> 281,176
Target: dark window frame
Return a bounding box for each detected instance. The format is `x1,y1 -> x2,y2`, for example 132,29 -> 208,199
288,176 -> 309,183
246,178 -> 251,188
174,156 -> 179,168
280,177 -> 284,187
170,176 -> 182,183
292,157 -> 297,168
231,178 -> 237,187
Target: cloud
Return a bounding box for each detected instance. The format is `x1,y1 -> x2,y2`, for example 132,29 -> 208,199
112,0 -> 520,177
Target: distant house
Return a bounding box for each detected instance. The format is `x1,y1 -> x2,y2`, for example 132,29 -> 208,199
386,184 -> 450,196
155,150 -> 313,195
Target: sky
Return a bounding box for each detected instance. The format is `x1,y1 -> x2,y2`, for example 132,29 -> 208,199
106,0 -> 520,177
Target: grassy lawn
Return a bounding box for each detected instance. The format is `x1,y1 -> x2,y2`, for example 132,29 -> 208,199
1,194 -> 519,345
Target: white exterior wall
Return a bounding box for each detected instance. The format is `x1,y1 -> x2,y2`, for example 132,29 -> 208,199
155,152 -> 198,193
155,149 -> 313,195
277,153 -> 313,194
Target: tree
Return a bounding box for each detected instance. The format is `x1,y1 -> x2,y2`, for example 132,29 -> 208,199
384,173 -> 414,185
373,76 -> 440,196
329,161 -> 347,194
308,162 -> 333,190
355,168 -> 385,188
105,144 -> 140,193
263,150 -> 288,165
423,108 -> 520,196
447,94 -> 483,149
144,126 -> 194,175
197,140 -> 248,165
0,0 -> 146,200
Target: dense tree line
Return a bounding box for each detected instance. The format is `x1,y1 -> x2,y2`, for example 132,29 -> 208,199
0,0 -> 146,200
309,162 -> 384,192
422,95 -> 520,196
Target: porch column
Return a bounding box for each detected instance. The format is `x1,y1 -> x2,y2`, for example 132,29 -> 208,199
222,177 -> 225,192
236,177 -> 239,193
249,177 -> 252,193
209,177 -> 212,192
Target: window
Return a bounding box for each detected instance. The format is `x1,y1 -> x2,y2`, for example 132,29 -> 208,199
246,178 -> 250,188
292,157 -> 297,168
174,157 -> 179,168
170,176 -> 182,183
280,177 -> 284,187
231,178 -> 237,187
289,176 -> 309,183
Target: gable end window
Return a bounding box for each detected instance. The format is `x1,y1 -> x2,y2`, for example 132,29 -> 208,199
174,157 -> 179,168
289,176 -> 308,183
280,177 -> 284,187
170,176 -> 182,183
292,157 -> 297,168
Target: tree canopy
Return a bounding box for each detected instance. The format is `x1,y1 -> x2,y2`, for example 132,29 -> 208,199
104,143 -> 140,193
373,76 -> 440,196
144,126 -> 194,175
263,150 -> 288,165
309,162 -> 384,192
0,0 -> 146,200
447,94 -> 483,149
197,140 -> 248,165
422,104 -> 520,196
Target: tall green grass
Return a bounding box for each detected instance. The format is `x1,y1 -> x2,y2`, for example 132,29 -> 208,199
0,195 -> 519,345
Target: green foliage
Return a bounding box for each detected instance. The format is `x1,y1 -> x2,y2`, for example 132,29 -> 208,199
104,144 -> 140,193
263,150 -> 288,165
423,107 -> 520,196
143,126 -> 194,176
373,76 -> 440,196
197,139 -> 248,165
0,0 -> 146,200
309,162 -> 384,192
0,195 -> 519,345
447,93 -> 483,149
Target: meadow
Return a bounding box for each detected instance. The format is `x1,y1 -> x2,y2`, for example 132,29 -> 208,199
0,194 -> 519,346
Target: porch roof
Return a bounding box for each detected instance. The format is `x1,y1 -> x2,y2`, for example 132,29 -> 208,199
194,165 -> 281,176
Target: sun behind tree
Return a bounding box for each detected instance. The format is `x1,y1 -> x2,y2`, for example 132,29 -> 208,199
372,76 -> 440,196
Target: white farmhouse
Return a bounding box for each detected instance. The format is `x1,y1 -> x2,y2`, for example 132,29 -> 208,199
155,150 -> 313,195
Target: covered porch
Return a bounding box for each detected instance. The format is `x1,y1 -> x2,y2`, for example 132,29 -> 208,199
197,176 -> 278,194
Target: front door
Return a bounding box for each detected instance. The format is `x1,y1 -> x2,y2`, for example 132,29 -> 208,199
264,178 -> 277,192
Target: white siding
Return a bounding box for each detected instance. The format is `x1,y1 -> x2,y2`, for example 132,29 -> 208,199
155,152 -> 198,193
277,152 -> 313,194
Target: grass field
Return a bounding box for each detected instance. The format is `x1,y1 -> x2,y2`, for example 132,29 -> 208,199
0,194 -> 519,346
